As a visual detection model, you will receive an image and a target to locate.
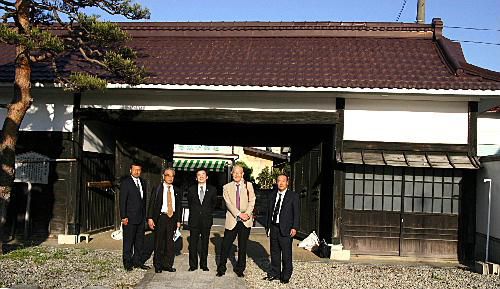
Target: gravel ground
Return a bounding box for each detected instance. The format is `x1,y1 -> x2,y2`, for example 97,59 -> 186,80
244,259 -> 500,289
2,245 -> 500,289
0,246 -> 145,289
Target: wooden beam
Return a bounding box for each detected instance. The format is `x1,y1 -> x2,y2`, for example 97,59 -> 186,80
344,140 -> 469,153
79,108 -> 338,125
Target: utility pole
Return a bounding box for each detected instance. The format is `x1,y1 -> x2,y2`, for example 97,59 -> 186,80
416,0 -> 426,24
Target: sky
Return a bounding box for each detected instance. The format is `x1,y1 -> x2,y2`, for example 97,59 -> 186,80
96,0 -> 500,72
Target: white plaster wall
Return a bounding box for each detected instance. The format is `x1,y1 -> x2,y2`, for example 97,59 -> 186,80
83,121 -> 115,154
344,99 -> 469,144
81,89 -> 337,112
234,147 -> 274,183
476,160 -> 500,239
478,117 -> 500,156
0,91 -> 73,132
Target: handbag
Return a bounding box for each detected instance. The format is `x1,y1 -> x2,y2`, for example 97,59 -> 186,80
315,239 -> 331,258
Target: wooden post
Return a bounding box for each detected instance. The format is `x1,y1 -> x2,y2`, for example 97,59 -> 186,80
66,92 -> 83,235
333,97 -> 345,243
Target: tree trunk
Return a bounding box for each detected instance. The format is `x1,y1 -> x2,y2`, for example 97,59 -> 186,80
0,0 -> 32,254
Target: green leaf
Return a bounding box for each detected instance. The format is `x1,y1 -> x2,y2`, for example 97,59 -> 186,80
66,72 -> 107,92
0,24 -> 64,53
0,24 -> 24,45
76,14 -> 130,47
104,51 -> 146,85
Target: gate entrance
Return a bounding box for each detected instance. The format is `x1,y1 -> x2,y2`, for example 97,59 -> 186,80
79,108 -> 337,239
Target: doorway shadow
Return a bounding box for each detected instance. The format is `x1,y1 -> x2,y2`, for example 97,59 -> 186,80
142,230 -> 184,264
143,231 -> 154,263
210,232 -> 237,268
210,231 -> 270,275
247,237 -> 270,274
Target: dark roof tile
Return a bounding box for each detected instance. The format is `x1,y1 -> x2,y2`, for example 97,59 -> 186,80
0,21 -> 499,90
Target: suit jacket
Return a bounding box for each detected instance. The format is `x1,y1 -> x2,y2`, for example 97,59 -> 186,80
267,189 -> 299,237
147,183 -> 182,225
223,181 -> 256,229
120,176 -> 148,225
187,183 -> 217,229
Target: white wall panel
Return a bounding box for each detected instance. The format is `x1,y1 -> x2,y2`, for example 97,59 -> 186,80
344,99 -> 469,144
476,161 -> 500,239
0,94 -> 73,132
83,122 -> 114,154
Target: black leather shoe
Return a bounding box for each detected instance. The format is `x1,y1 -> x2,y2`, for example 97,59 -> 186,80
135,264 -> 151,270
265,275 -> 279,281
201,267 -> 209,271
235,271 -> 245,278
188,267 -> 197,271
124,266 -> 133,272
163,267 -> 176,272
280,279 -> 289,284
216,271 -> 225,277
154,268 -> 162,273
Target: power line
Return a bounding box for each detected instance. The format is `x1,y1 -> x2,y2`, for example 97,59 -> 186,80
451,39 -> 500,46
395,0 -> 407,22
445,25 -> 500,32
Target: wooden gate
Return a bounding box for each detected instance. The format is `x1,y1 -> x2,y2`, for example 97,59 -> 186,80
291,144 -> 321,237
79,152 -> 115,233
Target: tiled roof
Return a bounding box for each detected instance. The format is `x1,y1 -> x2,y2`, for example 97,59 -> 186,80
1,19 -> 499,90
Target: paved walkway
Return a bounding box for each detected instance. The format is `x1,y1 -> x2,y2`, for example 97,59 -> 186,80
135,253 -> 246,289
73,222 -> 317,289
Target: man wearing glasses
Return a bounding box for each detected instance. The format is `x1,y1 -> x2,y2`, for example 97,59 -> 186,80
147,168 -> 182,273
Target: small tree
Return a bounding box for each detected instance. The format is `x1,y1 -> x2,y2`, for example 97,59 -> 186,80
0,0 -> 150,253
256,165 -> 291,189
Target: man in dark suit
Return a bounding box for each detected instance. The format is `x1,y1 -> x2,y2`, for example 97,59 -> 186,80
119,162 -> 150,271
147,168 -> 182,273
187,168 -> 217,271
264,174 -> 299,284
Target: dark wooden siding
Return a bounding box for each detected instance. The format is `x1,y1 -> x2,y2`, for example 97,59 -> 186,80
5,132 -> 74,239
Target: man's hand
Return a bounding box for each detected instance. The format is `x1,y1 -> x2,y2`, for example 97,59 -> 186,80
290,228 -> 297,237
239,213 -> 250,221
121,218 -> 129,226
147,219 -> 155,230
176,222 -> 181,228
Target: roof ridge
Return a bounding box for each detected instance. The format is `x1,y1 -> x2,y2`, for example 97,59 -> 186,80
436,36 -> 500,80
118,21 -> 435,33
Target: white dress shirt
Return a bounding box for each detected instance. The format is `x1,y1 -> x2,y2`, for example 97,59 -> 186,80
161,183 -> 176,213
132,176 -> 143,199
273,189 -> 287,224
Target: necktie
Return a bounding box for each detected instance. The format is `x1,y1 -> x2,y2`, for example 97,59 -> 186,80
272,193 -> 282,223
236,183 -> 240,210
167,185 -> 173,218
135,178 -> 142,198
199,186 -> 204,204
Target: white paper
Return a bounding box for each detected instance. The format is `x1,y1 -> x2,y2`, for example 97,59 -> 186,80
173,228 -> 181,241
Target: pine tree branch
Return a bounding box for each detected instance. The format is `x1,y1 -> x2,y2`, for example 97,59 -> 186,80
0,1 -> 15,7
29,51 -> 56,62
0,5 -> 15,13
78,47 -> 107,68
